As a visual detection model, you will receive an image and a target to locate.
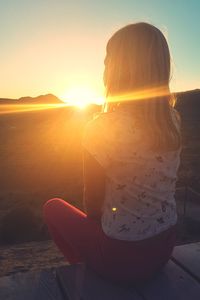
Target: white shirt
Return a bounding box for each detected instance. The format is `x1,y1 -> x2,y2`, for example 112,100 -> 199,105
82,106 -> 181,241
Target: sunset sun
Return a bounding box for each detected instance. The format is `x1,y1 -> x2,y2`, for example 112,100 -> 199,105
62,86 -> 104,109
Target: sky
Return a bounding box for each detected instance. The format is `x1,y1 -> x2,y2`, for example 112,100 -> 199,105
0,0 -> 199,101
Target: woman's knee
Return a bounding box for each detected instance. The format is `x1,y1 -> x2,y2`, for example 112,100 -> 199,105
43,198 -> 86,226
43,198 -> 65,221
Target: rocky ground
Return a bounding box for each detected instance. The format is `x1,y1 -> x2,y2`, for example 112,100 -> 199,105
0,240 -> 67,277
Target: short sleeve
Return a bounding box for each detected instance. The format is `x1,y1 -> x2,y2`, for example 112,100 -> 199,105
82,115 -> 112,169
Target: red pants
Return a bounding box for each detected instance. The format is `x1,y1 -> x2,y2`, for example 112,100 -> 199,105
43,198 -> 177,283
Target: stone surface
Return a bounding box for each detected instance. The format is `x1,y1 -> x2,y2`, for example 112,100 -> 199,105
0,240 -> 67,277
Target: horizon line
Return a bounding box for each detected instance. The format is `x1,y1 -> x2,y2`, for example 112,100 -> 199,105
0,87 -> 200,102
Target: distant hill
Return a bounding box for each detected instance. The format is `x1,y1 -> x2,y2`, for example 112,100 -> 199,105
0,94 -> 63,105
175,89 -> 200,120
0,98 -> 18,104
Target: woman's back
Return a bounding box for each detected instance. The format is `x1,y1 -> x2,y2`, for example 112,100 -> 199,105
83,105 -> 181,241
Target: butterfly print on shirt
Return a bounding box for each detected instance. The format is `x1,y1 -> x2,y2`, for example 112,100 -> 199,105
161,200 -> 168,212
156,156 -> 164,163
138,191 -> 146,199
116,184 -> 126,190
120,196 -> 127,204
157,217 -> 164,224
118,224 -> 130,232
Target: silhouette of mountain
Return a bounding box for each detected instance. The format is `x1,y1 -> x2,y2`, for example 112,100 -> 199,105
175,89 -> 200,120
0,94 -> 63,105
0,98 -> 18,104
19,94 -> 63,104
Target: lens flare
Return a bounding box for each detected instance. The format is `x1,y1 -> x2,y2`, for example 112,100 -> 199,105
107,85 -> 170,103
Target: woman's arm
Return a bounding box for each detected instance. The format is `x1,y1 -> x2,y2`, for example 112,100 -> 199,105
83,149 -> 106,221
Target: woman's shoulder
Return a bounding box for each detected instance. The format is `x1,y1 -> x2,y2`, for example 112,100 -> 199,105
84,109 -> 141,145
85,111 -> 119,132
83,112 -> 111,143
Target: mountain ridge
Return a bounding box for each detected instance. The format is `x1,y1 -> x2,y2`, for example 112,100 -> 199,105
0,93 -> 63,104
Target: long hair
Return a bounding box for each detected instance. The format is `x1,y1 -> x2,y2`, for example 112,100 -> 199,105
103,22 -> 181,152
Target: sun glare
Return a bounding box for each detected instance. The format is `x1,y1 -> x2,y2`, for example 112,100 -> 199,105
62,86 -> 104,109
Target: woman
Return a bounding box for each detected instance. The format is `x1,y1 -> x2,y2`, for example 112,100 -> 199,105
43,22 -> 181,283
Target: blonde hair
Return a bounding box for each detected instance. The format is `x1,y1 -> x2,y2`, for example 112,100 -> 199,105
103,22 -> 181,152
